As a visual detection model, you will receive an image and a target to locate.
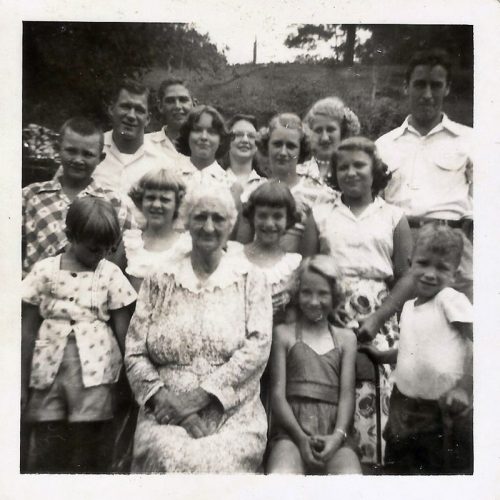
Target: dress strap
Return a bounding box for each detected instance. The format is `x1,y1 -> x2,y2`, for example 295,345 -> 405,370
328,322 -> 339,351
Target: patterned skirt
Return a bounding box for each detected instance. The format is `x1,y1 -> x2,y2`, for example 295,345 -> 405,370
333,276 -> 399,465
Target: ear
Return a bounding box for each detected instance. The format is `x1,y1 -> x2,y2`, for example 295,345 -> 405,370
444,82 -> 451,98
107,102 -> 114,119
403,82 -> 409,96
145,111 -> 152,128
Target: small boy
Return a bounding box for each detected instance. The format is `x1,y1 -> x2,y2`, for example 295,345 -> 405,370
360,223 -> 473,474
22,117 -> 135,277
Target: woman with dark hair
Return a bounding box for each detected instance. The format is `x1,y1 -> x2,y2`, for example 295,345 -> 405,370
176,105 -> 231,193
301,136 -> 414,465
236,113 -> 336,253
299,97 -> 361,182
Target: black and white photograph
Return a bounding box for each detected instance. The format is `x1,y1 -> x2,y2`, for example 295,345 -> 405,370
2,0 -> 500,498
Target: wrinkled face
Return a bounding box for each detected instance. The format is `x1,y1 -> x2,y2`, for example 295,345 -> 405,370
298,270 -> 333,323
229,119 -> 258,162
109,89 -> 150,141
142,189 -> 177,229
406,64 -> 450,129
71,240 -> 114,270
189,197 -> 232,254
189,112 -> 221,165
268,126 -> 301,180
310,116 -> 342,161
253,205 -> 287,247
411,246 -> 457,301
60,129 -> 103,183
159,84 -> 193,131
336,150 -> 374,199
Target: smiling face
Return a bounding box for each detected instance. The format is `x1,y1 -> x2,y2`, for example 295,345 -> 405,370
411,246 -> 457,302
159,84 -> 193,132
253,205 -> 287,247
298,270 -> 333,323
336,149 -> 374,200
310,116 -> 342,162
60,129 -> 104,185
268,126 -> 301,180
141,188 -> 177,230
109,89 -> 150,141
188,197 -> 232,254
406,64 -> 450,132
188,112 -> 221,166
229,119 -> 258,163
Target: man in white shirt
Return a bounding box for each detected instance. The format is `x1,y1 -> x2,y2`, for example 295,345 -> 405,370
376,49 -> 473,300
147,78 -> 195,156
92,79 -> 178,196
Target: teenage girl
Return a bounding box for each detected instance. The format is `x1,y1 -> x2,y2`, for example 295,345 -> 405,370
266,255 -> 361,474
301,136 -> 413,464
21,197 -> 137,473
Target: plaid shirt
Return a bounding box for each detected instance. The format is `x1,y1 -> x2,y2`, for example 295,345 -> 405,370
22,177 -> 135,276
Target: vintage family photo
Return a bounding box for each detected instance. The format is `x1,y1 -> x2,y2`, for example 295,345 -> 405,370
19,17 -> 477,480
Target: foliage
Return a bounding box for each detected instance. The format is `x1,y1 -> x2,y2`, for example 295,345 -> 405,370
23,22 -> 227,128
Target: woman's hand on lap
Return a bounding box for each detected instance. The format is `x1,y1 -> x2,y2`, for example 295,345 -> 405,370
298,435 -> 324,469
311,433 -> 343,462
180,413 -> 209,439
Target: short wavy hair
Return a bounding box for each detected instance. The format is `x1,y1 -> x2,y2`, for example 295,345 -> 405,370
128,167 -> 186,219
406,48 -> 452,84
303,97 -> 361,140
291,255 -> 344,315
242,180 -> 300,230
177,105 -> 229,159
327,136 -> 392,196
59,116 -> 104,152
157,78 -> 193,102
259,113 -> 310,164
178,182 -> 238,233
413,223 -> 464,269
65,196 -> 121,250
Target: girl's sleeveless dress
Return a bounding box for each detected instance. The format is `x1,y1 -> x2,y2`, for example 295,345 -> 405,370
271,323 -> 350,441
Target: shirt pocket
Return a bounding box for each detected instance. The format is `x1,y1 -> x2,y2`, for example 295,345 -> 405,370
431,149 -> 468,172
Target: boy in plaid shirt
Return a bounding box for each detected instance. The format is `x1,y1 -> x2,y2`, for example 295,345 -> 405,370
22,117 -> 135,277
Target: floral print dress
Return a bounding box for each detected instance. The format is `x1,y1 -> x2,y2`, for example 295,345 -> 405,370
125,251 -> 273,473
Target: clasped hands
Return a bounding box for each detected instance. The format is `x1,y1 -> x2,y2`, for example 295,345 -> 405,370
150,386 -> 213,438
298,432 -> 344,469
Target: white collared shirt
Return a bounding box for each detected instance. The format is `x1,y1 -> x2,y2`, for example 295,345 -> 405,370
178,158 -> 232,192
376,114 -> 473,220
92,130 -> 180,195
146,127 -> 183,157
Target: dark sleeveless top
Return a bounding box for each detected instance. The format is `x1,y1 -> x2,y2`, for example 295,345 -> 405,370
285,322 -> 342,404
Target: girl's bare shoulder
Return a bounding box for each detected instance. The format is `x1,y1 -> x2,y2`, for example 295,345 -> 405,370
331,325 -> 357,350
273,322 -> 296,349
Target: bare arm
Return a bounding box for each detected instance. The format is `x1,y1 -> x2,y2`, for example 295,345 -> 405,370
109,306 -> 133,356
21,302 -> 42,409
299,213 -> 320,257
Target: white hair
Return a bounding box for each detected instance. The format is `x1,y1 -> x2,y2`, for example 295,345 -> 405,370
178,181 -> 238,231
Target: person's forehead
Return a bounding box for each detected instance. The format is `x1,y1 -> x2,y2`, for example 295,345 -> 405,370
193,196 -> 227,213
115,88 -> 149,107
270,126 -> 301,142
61,129 -> 101,149
144,188 -> 176,197
409,64 -> 448,82
337,149 -> 371,162
163,84 -> 191,99
231,119 -> 256,132
311,114 -> 341,128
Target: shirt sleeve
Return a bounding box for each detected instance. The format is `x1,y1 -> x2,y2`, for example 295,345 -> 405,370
200,267 -> 273,411
124,272 -> 172,405
438,288 -> 473,324
107,263 -> 137,310
22,259 -> 50,305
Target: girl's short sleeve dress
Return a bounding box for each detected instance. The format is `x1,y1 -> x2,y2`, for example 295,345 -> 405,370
125,251 -> 273,473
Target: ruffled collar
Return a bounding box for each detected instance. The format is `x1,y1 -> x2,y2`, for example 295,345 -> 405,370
167,251 -> 251,294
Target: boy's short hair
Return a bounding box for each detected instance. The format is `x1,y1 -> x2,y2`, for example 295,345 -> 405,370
413,223 -> 464,269
59,117 -> 104,152
406,48 -> 452,84
292,255 -> 344,313
242,180 -> 300,230
328,136 -> 392,196
128,167 -> 186,218
65,196 -> 121,250
157,78 -> 191,101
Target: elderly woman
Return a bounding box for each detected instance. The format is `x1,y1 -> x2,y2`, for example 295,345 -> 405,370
298,97 -> 361,181
236,113 -> 336,253
125,183 -> 273,473
176,105 -> 232,192
123,167 -> 190,291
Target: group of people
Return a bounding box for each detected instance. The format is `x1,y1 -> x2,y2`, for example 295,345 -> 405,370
21,48 -> 473,475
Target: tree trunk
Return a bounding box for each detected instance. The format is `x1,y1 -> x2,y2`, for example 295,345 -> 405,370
343,25 -> 357,67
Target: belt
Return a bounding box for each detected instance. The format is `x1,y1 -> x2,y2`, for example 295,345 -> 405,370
407,216 -> 464,229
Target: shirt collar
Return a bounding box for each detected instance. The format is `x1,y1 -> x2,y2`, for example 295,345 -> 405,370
397,113 -> 460,138
36,176 -> 103,195
333,195 -> 385,219
104,129 -> 159,158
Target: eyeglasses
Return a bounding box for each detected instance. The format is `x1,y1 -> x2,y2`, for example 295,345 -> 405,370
231,131 -> 258,141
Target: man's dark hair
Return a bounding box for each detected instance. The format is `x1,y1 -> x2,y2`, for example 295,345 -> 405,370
405,49 -> 452,84
109,78 -> 150,108
157,78 -> 191,102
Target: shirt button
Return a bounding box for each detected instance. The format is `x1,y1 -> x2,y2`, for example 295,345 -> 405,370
71,272 -> 77,278
69,297 -> 74,302
70,320 -> 76,325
